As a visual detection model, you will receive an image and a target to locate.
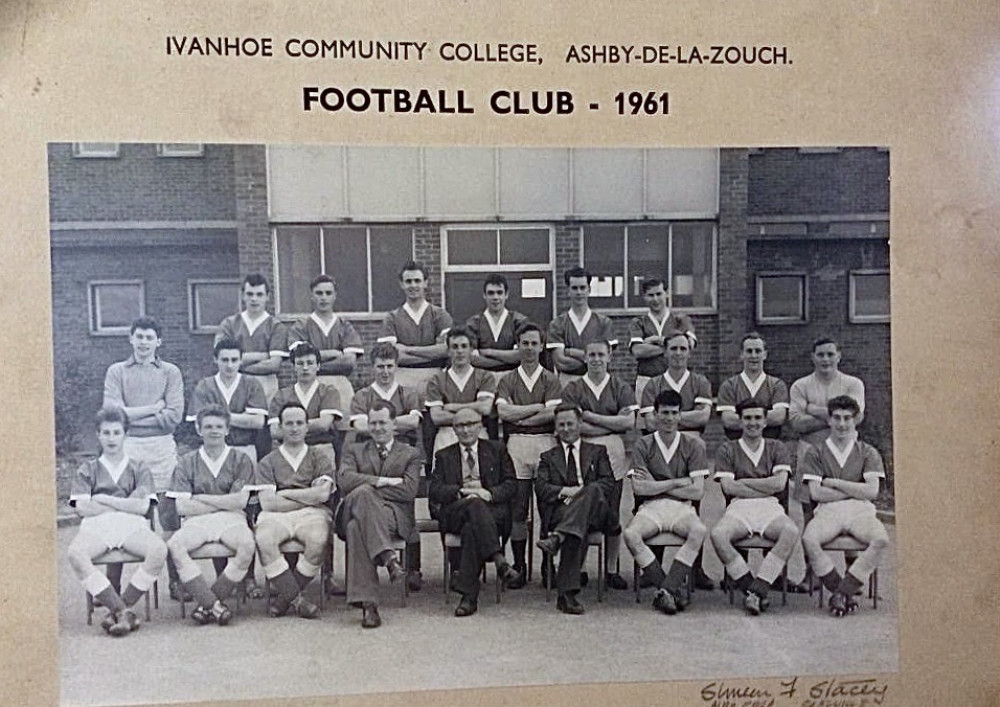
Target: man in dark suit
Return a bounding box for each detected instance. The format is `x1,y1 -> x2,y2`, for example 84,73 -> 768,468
534,403 -> 618,615
429,408 -> 521,617
336,400 -> 423,629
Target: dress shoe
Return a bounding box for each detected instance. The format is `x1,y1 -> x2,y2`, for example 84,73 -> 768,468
506,564 -> 527,590
497,562 -> 521,590
536,534 -> 561,555
652,588 -> 677,615
323,576 -> 347,597
605,572 -> 629,590
385,558 -> 405,584
693,568 -> 716,591
290,595 -> 320,619
454,595 -> 478,617
406,569 -> 423,592
361,602 -> 382,628
556,592 -> 585,615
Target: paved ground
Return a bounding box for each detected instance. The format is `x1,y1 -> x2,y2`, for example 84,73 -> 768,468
57,491 -> 898,706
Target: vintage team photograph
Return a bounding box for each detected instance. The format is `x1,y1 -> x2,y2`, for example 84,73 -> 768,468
51,143 -> 897,704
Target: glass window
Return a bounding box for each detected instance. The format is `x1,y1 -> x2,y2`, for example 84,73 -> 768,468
499,228 -> 549,265
850,270 -> 890,323
447,229 -> 496,265
582,222 -> 716,311
89,281 -> 144,335
444,226 -> 552,269
156,143 -> 204,157
757,274 -> 807,324
274,225 -> 413,314
72,142 -> 119,158
189,280 -> 240,333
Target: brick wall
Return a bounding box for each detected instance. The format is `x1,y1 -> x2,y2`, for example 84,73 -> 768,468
233,145 -> 273,279
48,144 -> 237,222
748,148 -> 890,216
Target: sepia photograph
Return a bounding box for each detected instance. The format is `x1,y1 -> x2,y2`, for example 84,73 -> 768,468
52,143 -> 896,705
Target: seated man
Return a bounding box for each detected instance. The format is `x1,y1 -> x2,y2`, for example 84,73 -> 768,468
166,406 -> 256,626
624,390 -> 709,615
711,398 -> 799,615
336,401 -> 423,629
429,409 -> 520,617
801,395 -> 889,617
534,404 -> 618,615
254,403 -> 335,619
67,406 -> 167,637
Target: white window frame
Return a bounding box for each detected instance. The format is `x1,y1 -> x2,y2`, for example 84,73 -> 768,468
756,272 -> 808,325
580,222 -> 718,314
848,269 -> 890,324
156,143 -> 205,158
72,142 -> 120,158
271,224 -> 415,318
88,280 -> 145,336
440,224 -> 557,318
188,278 -> 241,334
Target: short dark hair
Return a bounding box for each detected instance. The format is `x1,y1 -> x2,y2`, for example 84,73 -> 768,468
740,332 -> 766,349
553,402 -> 583,420
482,274 -> 509,293
640,277 -> 666,295
242,273 -> 270,292
196,404 -> 231,428
812,337 -> 840,352
130,316 -> 162,337
95,405 -> 129,433
563,266 -> 590,286
735,398 -> 769,416
446,326 -> 472,346
310,274 -> 336,290
369,341 -> 399,363
368,399 -> 398,419
515,321 -> 544,343
289,341 -> 320,364
664,330 -> 691,345
213,338 -> 243,357
399,260 -> 427,280
827,395 -> 860,417
584,339 -> 611,353
654,390 -> 683,411
278,402 -> 307,423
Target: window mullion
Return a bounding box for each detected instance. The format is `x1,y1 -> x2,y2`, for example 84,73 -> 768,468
366,227 -> 374,311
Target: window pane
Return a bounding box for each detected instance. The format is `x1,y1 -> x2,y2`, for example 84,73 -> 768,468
500,228 -> 549,265
583,226 -> 625,308
73,142 -> 119,158
92,283 -> 143,332
193,282 -> 240,331
853,272 -> 890,319
447,229 -> 496,265
323,226 -> 368,312
671,223 -> 714,308
627,225 -> 669,303
371,226 -> 413,311
759,276 -> 805,321
275,226 -> 320,314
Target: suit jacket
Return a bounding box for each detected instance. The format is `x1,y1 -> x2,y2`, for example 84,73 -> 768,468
428,440 -> 518,530
534,440 -> 616,532
335,439 -> 423,539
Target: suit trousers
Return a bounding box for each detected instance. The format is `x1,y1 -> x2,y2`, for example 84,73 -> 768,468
343,485 -> 401,605
550,484 -> 611,593
442,497 -> 504,600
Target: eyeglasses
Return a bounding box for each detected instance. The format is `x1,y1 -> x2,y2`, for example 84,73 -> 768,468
454,421 -> 482,430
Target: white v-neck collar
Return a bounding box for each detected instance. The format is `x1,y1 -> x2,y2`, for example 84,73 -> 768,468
447,367 -> 475,391
199,446 -> 232,478
99,455 -> 130,485
214,373 -> 242,404
240,310 -> 270,336
582,373 -> 611,400
517,365 -> 543,392
309,312 -> 339,336
294,380 -> 320,408
279,444 -> 308,471
825,436 -> 857,468
567,308 -> 592,336
740,371 -> 766,397
482,309 -> 509,342
738,438 -> 765,467
371,381 -> 399,401
402,300 -> 429,325
663,369 -> 690,392
646,309 -> 672,336
653,431 -> 681,466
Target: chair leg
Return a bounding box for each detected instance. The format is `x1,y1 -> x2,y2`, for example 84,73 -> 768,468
86,593 -> 94,626
596,541 -> 604,603
633,562 -> 641,603
153,580 -> 159,610
144,590 -> 151,622
781,566 -> 788,607
544,553 -> 553,602
872,569 -> 878,610
495,564 -> 502,605
442,542 -> 450,604
180,590 -> 187,618
398,547 -> 408,608
727,569 -> 734,606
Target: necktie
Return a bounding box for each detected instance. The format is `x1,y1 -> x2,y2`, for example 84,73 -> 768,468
377,444 -> 388,467
566,445 -> 579,486
464,447 -> 478,482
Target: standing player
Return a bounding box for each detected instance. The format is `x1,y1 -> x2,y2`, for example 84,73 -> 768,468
495,322 -> 563,586
187,339 -> 267,462
638,331 -> 713,435
562,340 -> 637,590
215,274 -> 289,403
166,406 -> 256,626
289,274 -> 364,421
628,277 -> 697,403
102,315 -> 185,600
350,342 -> 423,448
466,274 -> 529,439
268,342 -> 343,468
711,398 -> 799,615
716,333 -> 790,440
425,327 -> 497,454
547,266 -> 617,385
377,260 -> 452,396
67,406 -> 166,637
623,390 -> 710,615
254,402 -> 335,619
800,395 -> 889,617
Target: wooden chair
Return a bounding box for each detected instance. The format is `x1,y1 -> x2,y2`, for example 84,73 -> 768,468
808,535 -> 880,609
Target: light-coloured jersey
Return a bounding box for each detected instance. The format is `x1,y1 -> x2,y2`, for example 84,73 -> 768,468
789,372 -> 866,447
